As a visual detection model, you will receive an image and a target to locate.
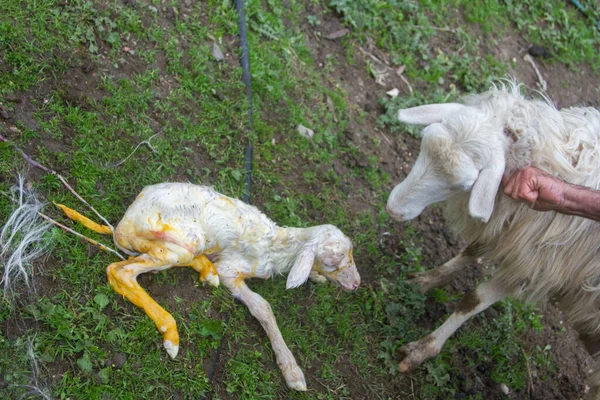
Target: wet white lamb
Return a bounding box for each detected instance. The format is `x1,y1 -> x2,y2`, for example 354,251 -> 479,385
60,182 -> 360,391
386,82 -> 600,397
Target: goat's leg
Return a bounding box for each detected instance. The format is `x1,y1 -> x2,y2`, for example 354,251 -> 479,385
588,359 -> 600,400
223,277 -> 307,391
407,242 -> 482,293
107,255 -> 181,358
575,331 -> 600,399
398,279 -> 507,373
177,254 -> 220,287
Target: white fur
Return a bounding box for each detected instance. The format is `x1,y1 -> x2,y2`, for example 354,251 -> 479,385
111,183 -> 360,391
1,175 -> 52,299
387,81 -> 600,396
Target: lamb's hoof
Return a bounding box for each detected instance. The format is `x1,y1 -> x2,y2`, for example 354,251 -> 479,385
397,335 -> 440,373
205,272 -> 220,287
309,270 -> 327,284
283,364 -> 307,391
163,340 -> 179,359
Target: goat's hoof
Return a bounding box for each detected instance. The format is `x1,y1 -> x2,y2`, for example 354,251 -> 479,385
163,340 -> 179,359
397,335 -> 440,373
283,364 -> 307,391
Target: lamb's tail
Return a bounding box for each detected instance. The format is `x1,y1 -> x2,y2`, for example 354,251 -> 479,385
54,203 -> 113,235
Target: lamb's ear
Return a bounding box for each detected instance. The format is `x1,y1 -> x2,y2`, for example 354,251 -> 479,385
398,103 -> 466,126
286,244 -> 317,289
468,155 -> 505,223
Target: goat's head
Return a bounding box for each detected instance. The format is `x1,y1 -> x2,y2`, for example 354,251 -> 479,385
386,103 -> 507,223
286,225 -> 360,292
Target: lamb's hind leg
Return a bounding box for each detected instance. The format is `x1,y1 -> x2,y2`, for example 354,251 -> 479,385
223,276 -> 307,391
398,279 -> 507,372
407,242 -> 482,293
107,254 -> 182,358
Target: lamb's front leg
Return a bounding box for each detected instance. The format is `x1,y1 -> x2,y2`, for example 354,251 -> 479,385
177,254 -> 220,287
407,242 -> 482,293
398,279 -> 507,372
223,277 -> 307,391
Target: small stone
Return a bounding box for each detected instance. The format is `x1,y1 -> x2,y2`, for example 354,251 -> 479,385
123,46 -> 130,53
4,94 -> 22,103
500,383 -> 510,395
0,105 -> 11,120
486,307 -> 498,319
438,77 -> 444,85
211,43 -> 224,62
148,5 -> 158,13
386,88 -> 400,98
111,353 -> 127,369
9,126 -> 20,133
324,28 -> 349,40
528,44 -> 552,59
297,124 -> 314,140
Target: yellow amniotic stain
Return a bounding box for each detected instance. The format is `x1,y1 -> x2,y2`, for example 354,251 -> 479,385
218,196 -> 236,208
235,273 -> 247,288
106,257 -> 179,346
179,254 -> 218,283
55,203 -> 113,235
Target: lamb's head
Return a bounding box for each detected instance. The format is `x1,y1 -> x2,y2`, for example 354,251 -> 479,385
286,225 -> 360,292
386,103 -> 507,223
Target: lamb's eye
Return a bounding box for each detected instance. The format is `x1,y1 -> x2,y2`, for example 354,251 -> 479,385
321,262 -> 337,272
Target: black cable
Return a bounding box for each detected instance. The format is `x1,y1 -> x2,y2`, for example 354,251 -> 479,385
234,0 -> 254,205
200,2 -> 255,398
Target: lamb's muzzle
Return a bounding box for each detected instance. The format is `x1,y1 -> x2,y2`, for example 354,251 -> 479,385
316,254 -> 360,291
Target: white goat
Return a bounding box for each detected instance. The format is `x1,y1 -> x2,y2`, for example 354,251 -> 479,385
60,183 -> 360,391
386,82 -> 600,396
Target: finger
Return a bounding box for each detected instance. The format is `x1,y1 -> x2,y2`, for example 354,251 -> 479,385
511,171 -> 524,200
503,173 -> 516,196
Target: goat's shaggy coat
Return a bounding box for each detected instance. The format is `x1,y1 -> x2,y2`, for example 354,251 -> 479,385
386,82 -> 600,397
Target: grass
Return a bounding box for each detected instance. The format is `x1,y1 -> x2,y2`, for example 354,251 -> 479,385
1,0 -> 598,398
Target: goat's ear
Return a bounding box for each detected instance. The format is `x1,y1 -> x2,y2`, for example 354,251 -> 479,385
398,103 -> 466,126
286,244 -> 317,289
468,155 -> 505,223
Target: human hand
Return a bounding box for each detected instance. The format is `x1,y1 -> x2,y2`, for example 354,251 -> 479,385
502,166 -> 568,212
